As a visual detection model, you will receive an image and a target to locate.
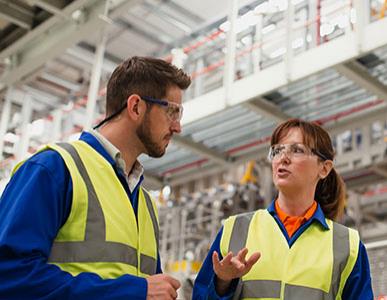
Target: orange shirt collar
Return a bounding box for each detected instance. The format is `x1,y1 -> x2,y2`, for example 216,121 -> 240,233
275,200 -> 317,238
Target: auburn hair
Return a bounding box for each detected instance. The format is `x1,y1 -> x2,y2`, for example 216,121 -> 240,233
271,118 -> 345,220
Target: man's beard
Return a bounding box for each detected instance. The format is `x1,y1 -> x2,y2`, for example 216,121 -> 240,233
136,114 -> 168,158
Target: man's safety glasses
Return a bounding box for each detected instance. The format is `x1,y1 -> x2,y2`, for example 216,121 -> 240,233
93,95 -> 183,129
141,96 -> 183,123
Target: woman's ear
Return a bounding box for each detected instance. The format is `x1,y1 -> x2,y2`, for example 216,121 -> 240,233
319,160 -> 333,179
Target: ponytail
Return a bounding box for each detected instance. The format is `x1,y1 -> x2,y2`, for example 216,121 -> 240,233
315,168 -> 346,221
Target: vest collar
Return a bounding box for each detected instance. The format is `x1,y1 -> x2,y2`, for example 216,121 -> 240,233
267,200 -> 329,230
79,131 -> 116,166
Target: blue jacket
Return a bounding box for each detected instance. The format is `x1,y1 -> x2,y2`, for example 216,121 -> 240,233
0,132 -> 161,300
192,201 -> 374,300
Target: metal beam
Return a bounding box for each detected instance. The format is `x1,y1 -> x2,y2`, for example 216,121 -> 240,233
28,0 -> 67,16
172,135 -> 232,166
243,97 -> 291,123
370,165 -> 387,179
0,0 -> 90,60
0,1 -> 34,29
114,18 -> 167,45
335,61 -> 387,102
142,1 -> 192,33
166,144 -> 269,186
0,0 -> 142,87
163,0 -> 204,24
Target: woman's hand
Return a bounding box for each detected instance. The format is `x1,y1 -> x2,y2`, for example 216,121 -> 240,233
212,247 -> 261,295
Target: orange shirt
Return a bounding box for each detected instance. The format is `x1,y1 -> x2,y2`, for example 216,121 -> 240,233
275,200 -> 317,238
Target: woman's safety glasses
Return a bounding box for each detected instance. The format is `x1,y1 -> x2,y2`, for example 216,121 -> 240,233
267,143 -> 329,162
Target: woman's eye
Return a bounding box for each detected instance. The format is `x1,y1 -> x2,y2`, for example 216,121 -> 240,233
273,147 -> 283,155
293,146 -> 305,153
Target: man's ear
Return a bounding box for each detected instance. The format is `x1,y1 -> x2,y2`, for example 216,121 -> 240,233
126,94 -> 145,121
319,160 -> 333,179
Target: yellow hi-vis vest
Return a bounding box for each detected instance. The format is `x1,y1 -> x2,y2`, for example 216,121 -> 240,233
13,141 -> 159,279
220,210 -> 360,300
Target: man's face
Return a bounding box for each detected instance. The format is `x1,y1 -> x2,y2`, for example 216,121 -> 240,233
136,85 -> 182,157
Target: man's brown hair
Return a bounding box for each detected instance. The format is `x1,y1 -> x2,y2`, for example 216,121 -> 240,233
106,56 -> 191,116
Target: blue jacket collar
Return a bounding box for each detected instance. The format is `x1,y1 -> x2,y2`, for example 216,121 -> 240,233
267,199 -> 329,230
79,131 -> 116,166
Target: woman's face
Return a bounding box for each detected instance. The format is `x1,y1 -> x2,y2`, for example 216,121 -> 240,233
271,128 -> 323,193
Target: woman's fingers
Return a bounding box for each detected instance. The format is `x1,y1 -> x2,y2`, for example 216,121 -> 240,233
221,252 -> 233,265
212,251 -> 221,273
213,251 -> 233,272
236,247 -> 249,264
212,250 -> 260,281
245,252 -> 261,271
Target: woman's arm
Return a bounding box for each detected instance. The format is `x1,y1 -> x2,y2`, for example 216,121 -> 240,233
342,242 -> 374,300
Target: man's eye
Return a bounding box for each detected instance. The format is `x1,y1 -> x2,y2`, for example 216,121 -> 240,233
168,107 -> 178,116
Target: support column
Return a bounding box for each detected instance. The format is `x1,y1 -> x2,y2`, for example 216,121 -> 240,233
51,109 -> 63,142
16,94 -> 33,161
285,1 -> 295,81
0,87 -> 13,159
178,208 -> 188,278
84,1 -> 110,130
223,0 -> 239,105
361,122 -> 372,165
259,162 -> 274,206
171,48 -> 186,69
353,0 -> 366,53
349,191 -> 363,235
308,0 -> 318,49
160,213 -> 172,268
194,58 -> 204,97
252,14 -> 263,73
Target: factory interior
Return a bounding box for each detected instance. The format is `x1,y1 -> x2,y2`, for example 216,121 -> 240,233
0,0 -> 387,298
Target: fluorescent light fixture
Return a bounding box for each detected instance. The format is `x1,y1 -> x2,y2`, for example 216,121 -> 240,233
292,38 -> 304,48
262,23 -> 276,34
320,23 -> 335,36
28,119 -> 45,138
4,132 -> 19,143
292,0 -> 305,5
270,47 -> 286,58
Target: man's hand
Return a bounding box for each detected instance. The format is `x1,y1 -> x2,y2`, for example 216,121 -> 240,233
212,248 -> 260,295
146,274 -> 181,300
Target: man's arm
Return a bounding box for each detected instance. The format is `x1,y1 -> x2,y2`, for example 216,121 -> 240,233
342,242 -> 374,300
0,151 -> 147,300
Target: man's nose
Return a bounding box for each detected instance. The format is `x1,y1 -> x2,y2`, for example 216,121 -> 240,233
171,120 -> 181,134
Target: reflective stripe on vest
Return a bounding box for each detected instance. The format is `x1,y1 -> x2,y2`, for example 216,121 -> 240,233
141,191 -> 159,275
46,142 -> 158,276
226,211 -> 356,300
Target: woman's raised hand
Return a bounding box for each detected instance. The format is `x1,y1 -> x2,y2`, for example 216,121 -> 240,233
212,247 -> 261,282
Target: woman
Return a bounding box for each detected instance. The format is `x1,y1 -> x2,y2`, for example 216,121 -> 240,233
193,119 -> 373,300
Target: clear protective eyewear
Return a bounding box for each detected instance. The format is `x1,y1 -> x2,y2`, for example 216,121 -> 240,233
93,95 -> 183,129
141,96 -> 183,123
267,143 -> 329,162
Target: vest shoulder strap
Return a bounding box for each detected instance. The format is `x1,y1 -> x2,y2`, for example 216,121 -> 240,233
141,188 -> 160,254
